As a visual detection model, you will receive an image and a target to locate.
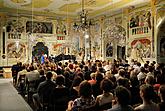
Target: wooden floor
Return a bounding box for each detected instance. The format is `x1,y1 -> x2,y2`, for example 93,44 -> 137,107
0,78 -> 33,111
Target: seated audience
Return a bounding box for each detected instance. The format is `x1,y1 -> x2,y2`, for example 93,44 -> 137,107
67,80 -> 95,111
70,76 -> 82,100
95,79 -> 114,110
92,72 -> 104,98
107,86 -> 134,111
50,75 -> 70,111
134,84 -> 159,111
32,71 -> 56,111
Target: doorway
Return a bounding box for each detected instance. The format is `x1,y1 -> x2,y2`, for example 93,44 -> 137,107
32,42 -> 48,63
117,46 -> 125,59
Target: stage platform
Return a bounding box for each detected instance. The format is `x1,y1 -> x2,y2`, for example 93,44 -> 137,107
0,78 -> 33,111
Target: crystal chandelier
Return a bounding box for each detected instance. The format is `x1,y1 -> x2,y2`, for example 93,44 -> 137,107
73,0 -> 93,31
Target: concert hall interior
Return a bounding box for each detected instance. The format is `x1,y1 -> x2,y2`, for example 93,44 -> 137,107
0,0 -> 165,111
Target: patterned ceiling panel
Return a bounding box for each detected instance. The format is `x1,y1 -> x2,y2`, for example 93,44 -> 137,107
21,0 -> 53,8
1,0 -> 150,17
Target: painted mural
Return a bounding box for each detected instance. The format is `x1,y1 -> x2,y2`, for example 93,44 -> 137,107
7,42 -> 26,60
26,21 -> 53,34
56,20 -> 67,35
6,19 -> 25,39
130,11 -> 151,29
6,19 -> 25,33
128,39 -> 151,61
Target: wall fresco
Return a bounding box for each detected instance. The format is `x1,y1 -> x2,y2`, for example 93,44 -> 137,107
7,42 -> 26,60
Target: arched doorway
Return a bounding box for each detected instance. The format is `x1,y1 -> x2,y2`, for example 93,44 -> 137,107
103,24 -> 126,60
32,42 -> 48,63
157,17 -> 165,62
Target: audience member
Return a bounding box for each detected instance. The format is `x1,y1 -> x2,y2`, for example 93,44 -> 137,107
107,86 -> 134,111
134,84 -> 159,111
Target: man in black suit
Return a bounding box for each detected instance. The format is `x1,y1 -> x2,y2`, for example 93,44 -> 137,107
33,72 -> 56,111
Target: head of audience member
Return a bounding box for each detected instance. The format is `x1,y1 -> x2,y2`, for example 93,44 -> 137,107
145,75 -> 155,85
148,66 -> 153,73
58,62 -> 62,67
79,64 -> 84,70
79,80 -> 93,98
68,64 -> 74,70
105,71 -> 112,79
39,69 -> 45,76
114,86 -> 131,106
100,79 -> 113,93
98,67 -> 105,73
75,67 -> 81,73
140,67 -> 145,73
159,85 -> 165,102
56,75 -> 65,86
144,63 -> 149,69
63,71 -> 70,79
96,72 -> 104,83
29,65 -> 34,71
139,84 -> 155,102
90,73 -> 96,80
137,62 -> 141,67
118,69 -> 126,77
97,62 -> 102,67
65,62 -> 68,67
146,61 -> 150,65
77,72 -> 84,80
91,65 -> 97,73
117,78 -> 130,89
81,61 -> 85,65
56,68 -> 63,75
84,66 -> 89,72
72,76 -> 82,87
46,71 -> 53,80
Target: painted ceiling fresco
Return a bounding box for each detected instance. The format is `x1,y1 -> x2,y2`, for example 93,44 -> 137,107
0,0 -> 150,17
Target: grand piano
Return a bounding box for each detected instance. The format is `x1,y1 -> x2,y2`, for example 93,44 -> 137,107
52,54 -> 76,62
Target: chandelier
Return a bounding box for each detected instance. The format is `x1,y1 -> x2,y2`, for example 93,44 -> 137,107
73,0 -> 93,31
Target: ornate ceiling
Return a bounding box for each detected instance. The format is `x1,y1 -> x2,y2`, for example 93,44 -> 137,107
0,0 -> 150,18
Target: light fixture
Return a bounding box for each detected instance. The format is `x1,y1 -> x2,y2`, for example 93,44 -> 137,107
85,34 -> 89,38
73,0 -> 93,31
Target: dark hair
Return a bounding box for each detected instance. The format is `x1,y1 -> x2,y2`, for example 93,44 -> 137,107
100,79 -> 113,93
148,66 -> 153,72
39,69 -> 45,76
46,71 -> 53,80
79,81 -> 92,98
56,75 -> 65,86
160,85 -> 165,101
118,69 -> 125,77
115,86 -> 131,106
140,84 -> 155,101
29,66 -> 34,71
96,72 -> 104,83
63,71 -> 70,78
72,76 -> 82,87
145,75 -> 155,85
117,78 -> 130,88
84,66 -> 89,71
58,62 -> 62,66
79,64 -> 84,69
140,67 -> 145,72
77,72 -> 84,80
